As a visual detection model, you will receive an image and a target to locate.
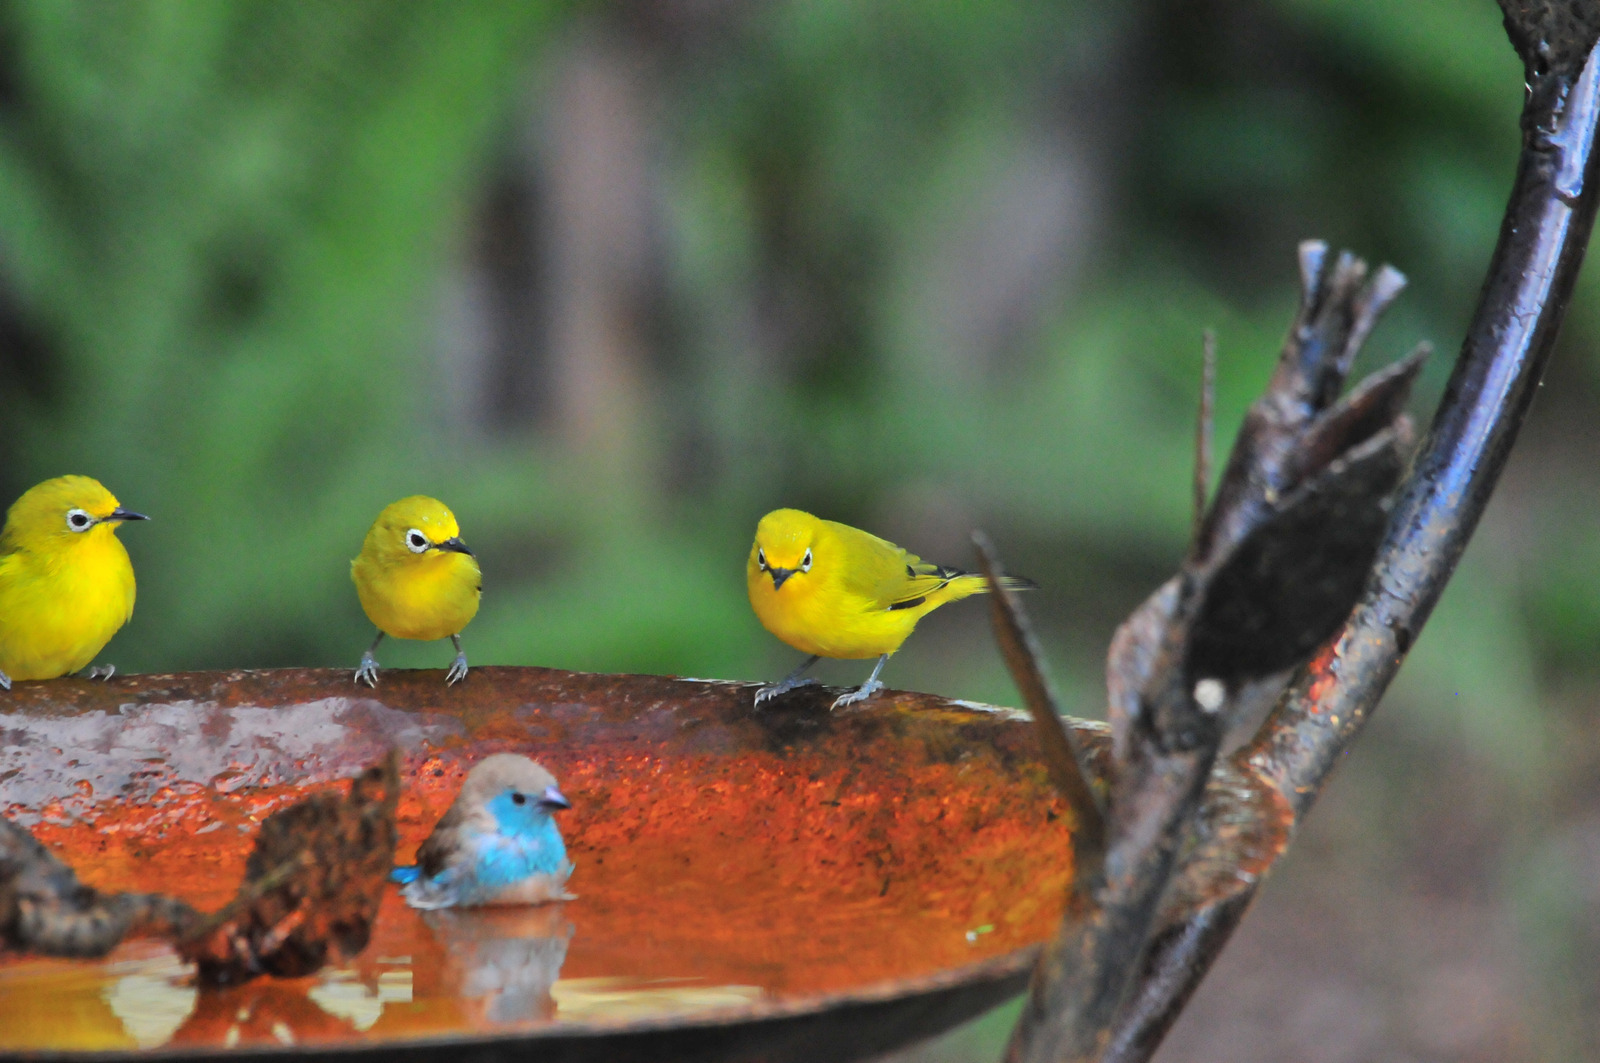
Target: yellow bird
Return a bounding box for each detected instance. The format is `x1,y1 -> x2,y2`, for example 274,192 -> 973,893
351,496 -> 482,687
0,475 -> 148,690
747,507 -> 1033,709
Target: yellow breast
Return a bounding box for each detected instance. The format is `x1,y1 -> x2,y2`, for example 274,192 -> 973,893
746,557 -> 920,660
0,531 -> 136,681
354,551 -> 481,642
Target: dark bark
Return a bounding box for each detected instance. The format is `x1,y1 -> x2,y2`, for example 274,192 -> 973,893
1095,23 -> 1600,1063
1001,244 -> 1422,1062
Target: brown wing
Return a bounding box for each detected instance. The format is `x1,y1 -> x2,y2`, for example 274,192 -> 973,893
414,803 -> 468,879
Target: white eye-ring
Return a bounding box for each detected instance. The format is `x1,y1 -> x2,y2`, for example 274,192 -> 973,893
405,528 -> 430,554
801,548 -> 813,573
66,508 -> 94,533
757,547 -> 768,571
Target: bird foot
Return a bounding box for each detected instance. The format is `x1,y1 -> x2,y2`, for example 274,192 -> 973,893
85,664 -> 116,682
354,653 -> 380,688
753,676 -> 819,707
0,670 -> 9,691
446,652 -> 469,686
831,678 -> 884,711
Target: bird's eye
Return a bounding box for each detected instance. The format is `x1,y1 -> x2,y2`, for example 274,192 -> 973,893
405,529 -> 429,554
801,548 -> 813,573
510,791 -> 527,806
757,547 -> 768,571
66,509 -> 93,533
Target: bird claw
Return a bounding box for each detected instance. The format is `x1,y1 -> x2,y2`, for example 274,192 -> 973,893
85,664 -> 116,682
753,676 -> 819,707
354,654 -> 380,688
0,670 -> 9,691
831,678 -> 884,711
446,653 -> 469,686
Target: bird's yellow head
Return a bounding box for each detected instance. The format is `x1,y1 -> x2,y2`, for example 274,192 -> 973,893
749,508 -> 820,592
0,475 -> 148,553
358,495 -> 475,566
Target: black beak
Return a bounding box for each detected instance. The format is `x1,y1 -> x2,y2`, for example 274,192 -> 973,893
107,507 -> 149,523
538,784 -> 570,811
438,536 -> 474,557
769,567 -> 796,591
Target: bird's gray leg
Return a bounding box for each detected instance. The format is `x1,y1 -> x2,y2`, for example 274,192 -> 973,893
754,654 -> 821,706
831,654 -> 889,710
85,664 -> 116,681
355,631 -> 385,687
446,634 -> 469,686
0,669 -> 9,691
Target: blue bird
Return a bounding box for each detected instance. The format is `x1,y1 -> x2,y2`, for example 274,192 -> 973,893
392,754 -> 575,910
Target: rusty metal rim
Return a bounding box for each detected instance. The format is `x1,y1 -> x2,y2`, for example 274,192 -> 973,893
7,948 -> 1036,1062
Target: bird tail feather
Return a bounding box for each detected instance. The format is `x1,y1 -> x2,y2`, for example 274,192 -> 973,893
927,570 -> 1037,606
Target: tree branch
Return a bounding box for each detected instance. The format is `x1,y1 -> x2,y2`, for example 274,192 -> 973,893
1098,21 -> 1600,1063
1002,240 -> 1420,1062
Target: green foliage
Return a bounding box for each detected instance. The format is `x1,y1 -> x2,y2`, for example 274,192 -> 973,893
0,0 -> 566,669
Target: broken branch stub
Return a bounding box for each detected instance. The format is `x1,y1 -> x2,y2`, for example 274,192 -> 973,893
1,750 -> 402,982
0,815 -> 197,958
1103,27 -> 1600,1060
181,749 -> 400,985
1005,243 -> 1423,1063
1119,244 -> 1422,757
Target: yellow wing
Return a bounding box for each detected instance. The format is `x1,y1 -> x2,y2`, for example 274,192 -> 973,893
822,519 -> 1009,612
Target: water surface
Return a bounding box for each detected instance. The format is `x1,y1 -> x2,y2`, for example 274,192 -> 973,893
1,742 -> 1072,1051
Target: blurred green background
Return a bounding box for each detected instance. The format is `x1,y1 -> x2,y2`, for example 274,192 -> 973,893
1,0 -> 1597,1059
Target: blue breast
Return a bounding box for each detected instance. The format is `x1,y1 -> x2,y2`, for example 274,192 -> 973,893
471,817 -> 569,889
395,794 -> 571,909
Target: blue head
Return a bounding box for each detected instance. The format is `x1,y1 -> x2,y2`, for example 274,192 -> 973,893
456,754 -> 572,888
485,778 -> 571,839
395,754 -> 575,905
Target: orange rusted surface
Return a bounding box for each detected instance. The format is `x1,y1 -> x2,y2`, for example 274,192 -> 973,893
1305,642 -> 1340,708
0,667 -> 1091,1054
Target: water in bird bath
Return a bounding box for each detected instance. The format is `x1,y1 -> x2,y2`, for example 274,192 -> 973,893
1,741 -> 1074,1051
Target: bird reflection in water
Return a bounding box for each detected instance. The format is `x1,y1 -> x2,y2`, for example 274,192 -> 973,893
420,903 -> 574,1025
157,904 -> 573,1046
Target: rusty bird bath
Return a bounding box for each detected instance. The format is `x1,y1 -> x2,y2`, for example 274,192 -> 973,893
0,667 -> 1095,1062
